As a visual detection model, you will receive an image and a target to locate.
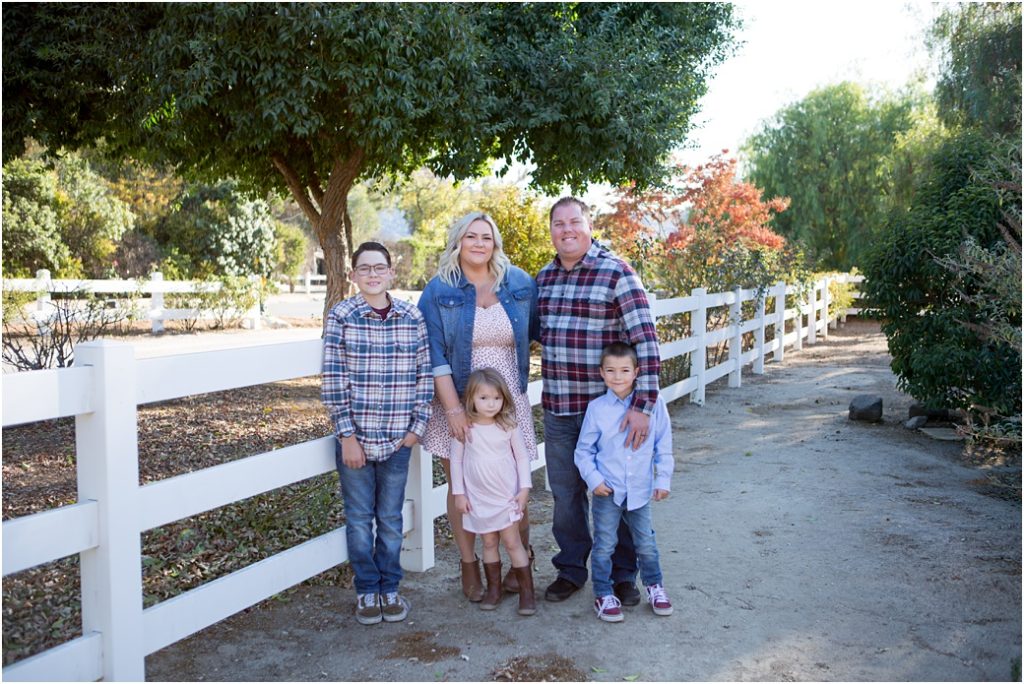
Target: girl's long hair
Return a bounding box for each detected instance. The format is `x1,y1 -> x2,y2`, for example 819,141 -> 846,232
436,211 -> 510,292
463,367 -> 517,431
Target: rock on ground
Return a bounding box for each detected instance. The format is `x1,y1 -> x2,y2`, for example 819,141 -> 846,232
146,320 -> 1022,682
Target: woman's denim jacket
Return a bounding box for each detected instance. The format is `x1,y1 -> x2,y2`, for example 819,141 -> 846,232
417,266 -> 539,396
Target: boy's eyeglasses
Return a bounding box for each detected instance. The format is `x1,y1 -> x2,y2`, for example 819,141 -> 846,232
353,264 -> 390,276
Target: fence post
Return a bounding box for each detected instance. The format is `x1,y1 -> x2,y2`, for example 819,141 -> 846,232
150,271 -> 165,334
690,288 -> 707,405
807,280 -> 818,345
825,275 -> 836,333
728,288 -> 742,388
34,269 -> 52,313
839,274 -> 849,326
774,281 -> 786,364
74,341 -> 145,680
753,289 -> 766,375
794,289 -> 804,352
304,271 -> 312,296
400,444 -> 435,572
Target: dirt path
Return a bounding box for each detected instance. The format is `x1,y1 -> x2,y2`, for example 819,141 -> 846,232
145,321 -> 1022,682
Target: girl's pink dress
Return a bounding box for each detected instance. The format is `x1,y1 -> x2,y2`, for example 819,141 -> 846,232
449,422 -> 531,534
422,304 -> 538,461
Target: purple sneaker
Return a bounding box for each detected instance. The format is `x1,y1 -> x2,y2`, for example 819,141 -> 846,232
594,594 -> 624,622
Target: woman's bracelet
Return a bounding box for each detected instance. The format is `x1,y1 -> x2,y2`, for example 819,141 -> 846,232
445,406 -> 465,417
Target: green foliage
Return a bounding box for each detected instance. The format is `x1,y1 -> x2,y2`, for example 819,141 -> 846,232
1,151 -> 135,278
929,3 -> 1022,138
204,276 -> 260,330
479,3 -> 739,193
272,221 -> 309,282
157,181 -> 276,278
1,158 -> 70,276
396,169 -> 473,288
55,153 -> 135,277
863,129 -> 1021,421
475,183 -> 553,277
744,83 -> 918,270
826,276 -> 856,322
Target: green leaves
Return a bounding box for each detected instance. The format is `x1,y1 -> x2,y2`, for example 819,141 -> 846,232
744,83 -> 918,271
863,130 -> 1020,422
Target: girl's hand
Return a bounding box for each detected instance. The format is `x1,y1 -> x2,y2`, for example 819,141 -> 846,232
653,488 -> 669,501
447,409 -> 473,444
513,488 -> 529,512
593,482 -> 613,497
455,494 -> 471,514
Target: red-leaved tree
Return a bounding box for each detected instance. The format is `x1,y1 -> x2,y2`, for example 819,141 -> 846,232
665,152 -> 789,252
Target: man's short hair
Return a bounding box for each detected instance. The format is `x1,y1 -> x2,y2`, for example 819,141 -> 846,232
351,241 -> 392,268
601,341 -> 638,367
549,196 -> 591,223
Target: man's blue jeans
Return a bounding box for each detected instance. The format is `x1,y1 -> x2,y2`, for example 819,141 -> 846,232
336,441 -> 411,595
591,495 -> 663,598
543,411 -> 637,588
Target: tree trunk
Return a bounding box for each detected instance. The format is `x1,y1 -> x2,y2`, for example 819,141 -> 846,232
317,192 -> 353,320
272,150 -> 363,326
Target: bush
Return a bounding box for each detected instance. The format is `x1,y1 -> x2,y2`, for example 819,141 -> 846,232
1,158 -> 71,276
156,180 -> 276,279
863,129 -> 1021,422
272,221 -> 310,290
2,289 -> 140,370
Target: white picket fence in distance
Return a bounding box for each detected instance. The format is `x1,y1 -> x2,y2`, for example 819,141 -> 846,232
1,274 -> 861,681
3,270 -> 263,333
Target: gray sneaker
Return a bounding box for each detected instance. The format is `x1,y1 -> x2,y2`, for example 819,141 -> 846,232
356,593 -> 382,625
381,592 -> 410,622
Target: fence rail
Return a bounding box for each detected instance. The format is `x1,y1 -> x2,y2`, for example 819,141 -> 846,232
4,270 -> 262,333
2,274 -> 861,681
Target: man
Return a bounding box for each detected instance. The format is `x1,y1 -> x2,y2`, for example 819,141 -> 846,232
536,196 -> 662,604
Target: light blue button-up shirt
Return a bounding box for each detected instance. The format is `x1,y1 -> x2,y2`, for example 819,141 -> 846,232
574,389 -> 673,510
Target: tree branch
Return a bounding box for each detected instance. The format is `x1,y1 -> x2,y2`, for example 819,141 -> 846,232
272,154 -> 321,227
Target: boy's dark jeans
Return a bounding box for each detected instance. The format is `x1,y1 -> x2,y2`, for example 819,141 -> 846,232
542,410 -> 638,588
336,441 -> 411,595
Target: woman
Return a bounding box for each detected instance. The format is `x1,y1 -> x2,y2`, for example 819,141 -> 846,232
417,211 -> 539,603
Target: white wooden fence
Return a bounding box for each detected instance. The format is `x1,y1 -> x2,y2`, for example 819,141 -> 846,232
1,274 -> 860,681
3,270 -> 262,333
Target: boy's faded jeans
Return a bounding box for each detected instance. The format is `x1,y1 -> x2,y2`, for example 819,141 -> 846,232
543,410 -> 637,588
336,442 -> 411,596
590,495 -> 663,598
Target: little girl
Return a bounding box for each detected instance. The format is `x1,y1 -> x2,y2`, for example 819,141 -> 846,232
450,368 -> 536,616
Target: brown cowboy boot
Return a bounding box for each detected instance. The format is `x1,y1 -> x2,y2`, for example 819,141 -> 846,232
460,556 -> 484,602
513,564 -> 537,616
480,561 -> 503,610
502,543 -> 535,593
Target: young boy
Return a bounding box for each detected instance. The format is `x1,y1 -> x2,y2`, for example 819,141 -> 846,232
321,241 -> 433,625
574,341 -> 674,622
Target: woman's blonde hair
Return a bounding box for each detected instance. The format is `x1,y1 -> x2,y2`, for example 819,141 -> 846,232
437,211 -> 510,292
463,368 -> 517,431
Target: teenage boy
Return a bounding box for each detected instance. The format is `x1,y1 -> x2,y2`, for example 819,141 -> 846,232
574,342 -> 674,623
321,241 -> 433,625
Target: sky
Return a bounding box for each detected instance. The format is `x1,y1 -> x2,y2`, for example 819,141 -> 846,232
574,0 -> 943,210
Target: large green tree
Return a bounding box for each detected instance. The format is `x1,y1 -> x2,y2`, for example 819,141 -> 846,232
743,83 -> 917,270
3,3 -> 737,310
929,2 -> 1022,139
